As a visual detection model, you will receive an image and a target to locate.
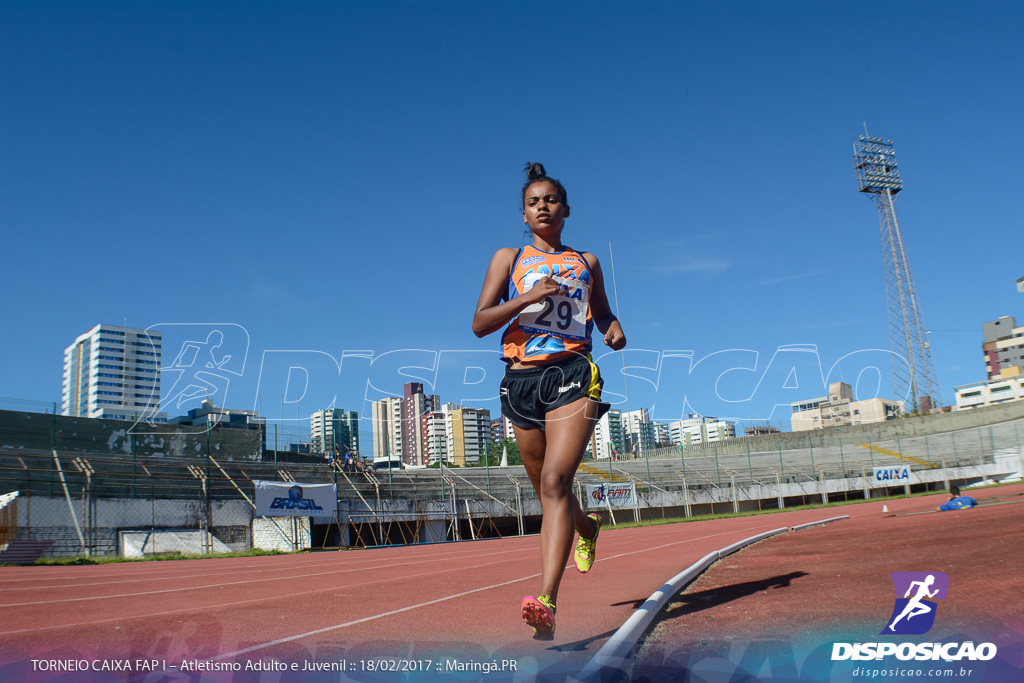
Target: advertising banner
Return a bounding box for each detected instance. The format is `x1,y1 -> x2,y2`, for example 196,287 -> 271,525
254,480 -> 337,517
584,481 -> 637,509
873,465 -> 910,483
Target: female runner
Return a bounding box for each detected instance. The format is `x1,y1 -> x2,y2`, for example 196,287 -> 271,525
472,162 -> 627,639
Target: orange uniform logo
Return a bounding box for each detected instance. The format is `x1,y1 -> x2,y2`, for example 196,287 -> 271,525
502,246 -> 594,363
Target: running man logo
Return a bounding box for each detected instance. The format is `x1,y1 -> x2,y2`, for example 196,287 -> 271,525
881,571 -> 949,635
158,324 -> 250,411
270,485 -> 323,511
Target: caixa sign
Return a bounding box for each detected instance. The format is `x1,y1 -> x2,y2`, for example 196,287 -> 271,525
873,466 -> 910,483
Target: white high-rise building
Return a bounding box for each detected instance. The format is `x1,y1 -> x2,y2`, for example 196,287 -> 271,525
670,415 -> 737,448
621,408 -> 655,454
590,409 -> 623,459
62,324 -> 166,421
371,397 -> 403,459
310,408 -> 360,455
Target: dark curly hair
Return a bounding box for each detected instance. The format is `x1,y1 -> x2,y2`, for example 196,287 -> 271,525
521,161 -> 568,207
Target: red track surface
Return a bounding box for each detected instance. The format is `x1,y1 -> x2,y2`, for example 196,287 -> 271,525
1,487 -> 1020,682
635,484 -> 1024,681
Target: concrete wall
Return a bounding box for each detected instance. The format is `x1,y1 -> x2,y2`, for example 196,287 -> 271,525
253,516 -> 309,552
680,401 -> 1024,458
13,496 -> 252,557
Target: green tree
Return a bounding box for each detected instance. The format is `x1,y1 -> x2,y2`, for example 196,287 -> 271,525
478,438 -> 522,467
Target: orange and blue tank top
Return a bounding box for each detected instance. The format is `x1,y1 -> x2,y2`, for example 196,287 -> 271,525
501,244 -> 594,364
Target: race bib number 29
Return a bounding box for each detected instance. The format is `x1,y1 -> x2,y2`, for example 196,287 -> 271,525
518,273 -> 589,341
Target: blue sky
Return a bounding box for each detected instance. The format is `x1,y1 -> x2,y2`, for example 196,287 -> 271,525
2,1 -> 1022,447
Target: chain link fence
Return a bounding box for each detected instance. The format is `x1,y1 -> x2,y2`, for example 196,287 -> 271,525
2,401 -> 1022,557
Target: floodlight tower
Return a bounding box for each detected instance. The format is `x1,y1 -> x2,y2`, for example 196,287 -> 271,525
853,135 -> 942,412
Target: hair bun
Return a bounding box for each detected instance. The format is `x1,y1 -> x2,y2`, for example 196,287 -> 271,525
524,161 -> 547,182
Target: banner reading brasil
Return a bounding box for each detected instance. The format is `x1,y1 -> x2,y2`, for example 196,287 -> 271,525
585,481 -> 637,509
254,480 -> 337,517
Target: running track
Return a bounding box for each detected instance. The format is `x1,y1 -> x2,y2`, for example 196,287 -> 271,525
1,489 -> 1016,682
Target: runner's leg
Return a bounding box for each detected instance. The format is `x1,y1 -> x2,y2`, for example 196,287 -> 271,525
529,396 -> 600,603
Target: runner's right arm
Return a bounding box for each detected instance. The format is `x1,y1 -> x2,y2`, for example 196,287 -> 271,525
472,248 -> 559,338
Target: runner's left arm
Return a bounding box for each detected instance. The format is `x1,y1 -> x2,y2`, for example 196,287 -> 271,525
583,253 -> 626,350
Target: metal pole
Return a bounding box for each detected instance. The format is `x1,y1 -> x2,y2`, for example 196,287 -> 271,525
132,411 -> 137,498
681,475 -> 691,517
746,438 -> 752,481
644,443 -> 652,494
839,435 -> 846,479
714,441 -> 721,487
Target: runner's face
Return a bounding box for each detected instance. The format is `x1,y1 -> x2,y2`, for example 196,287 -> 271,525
523,181 -> 569,233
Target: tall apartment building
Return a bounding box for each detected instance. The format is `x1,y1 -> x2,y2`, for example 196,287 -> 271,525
445,405 -> 491,466
62,324 -> 166,421
669,414 -> 737,449
401,383 -> 440,468
422,409 -> 449,465
590,409 -> 624,459
653,421 -> 670,446
954,368 -> 1024,410
419,404 -> 492,467
790,382 -> 902,431
488,416 -> 519,446
371,397 -> 403,459
310,408 -> 360,455
621,408 -> 655,454
982,316 -> 1024,379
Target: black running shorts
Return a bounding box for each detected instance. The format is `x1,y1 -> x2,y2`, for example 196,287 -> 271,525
499,353 -> 611,431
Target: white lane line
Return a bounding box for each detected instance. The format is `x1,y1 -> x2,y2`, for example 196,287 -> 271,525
0,557 -> 536,637
0,545 -> 538,607
208,574 -> 543,661
0,544 -> 535,594
207,522 -> 781,660
2,521 -> 779,640
0,540 -> 532,587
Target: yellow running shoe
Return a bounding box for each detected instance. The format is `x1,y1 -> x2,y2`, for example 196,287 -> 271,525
521,594 -> 556,640
574,513 -> 602,573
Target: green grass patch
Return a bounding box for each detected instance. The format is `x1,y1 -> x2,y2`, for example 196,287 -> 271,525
32,548 -> 292,566
604,482 -> 1016,530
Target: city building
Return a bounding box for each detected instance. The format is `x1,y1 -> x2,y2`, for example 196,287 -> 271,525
790,382 -> 902,431
442,405 -> 491,466
954,367 -> 1024,411
491,418 -> 507,442
982,316 -> 1024,380
588,408 -> 623,459
371,397 -> 403,459
62,324 -> 166,422
745,424 -> 781,436
422,409 -> 449,465
309,408 -> 360,455
669,415 -> 737,449
653,421 -> 671,447
621,408 -> 655,455
401,383 -> 440,467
